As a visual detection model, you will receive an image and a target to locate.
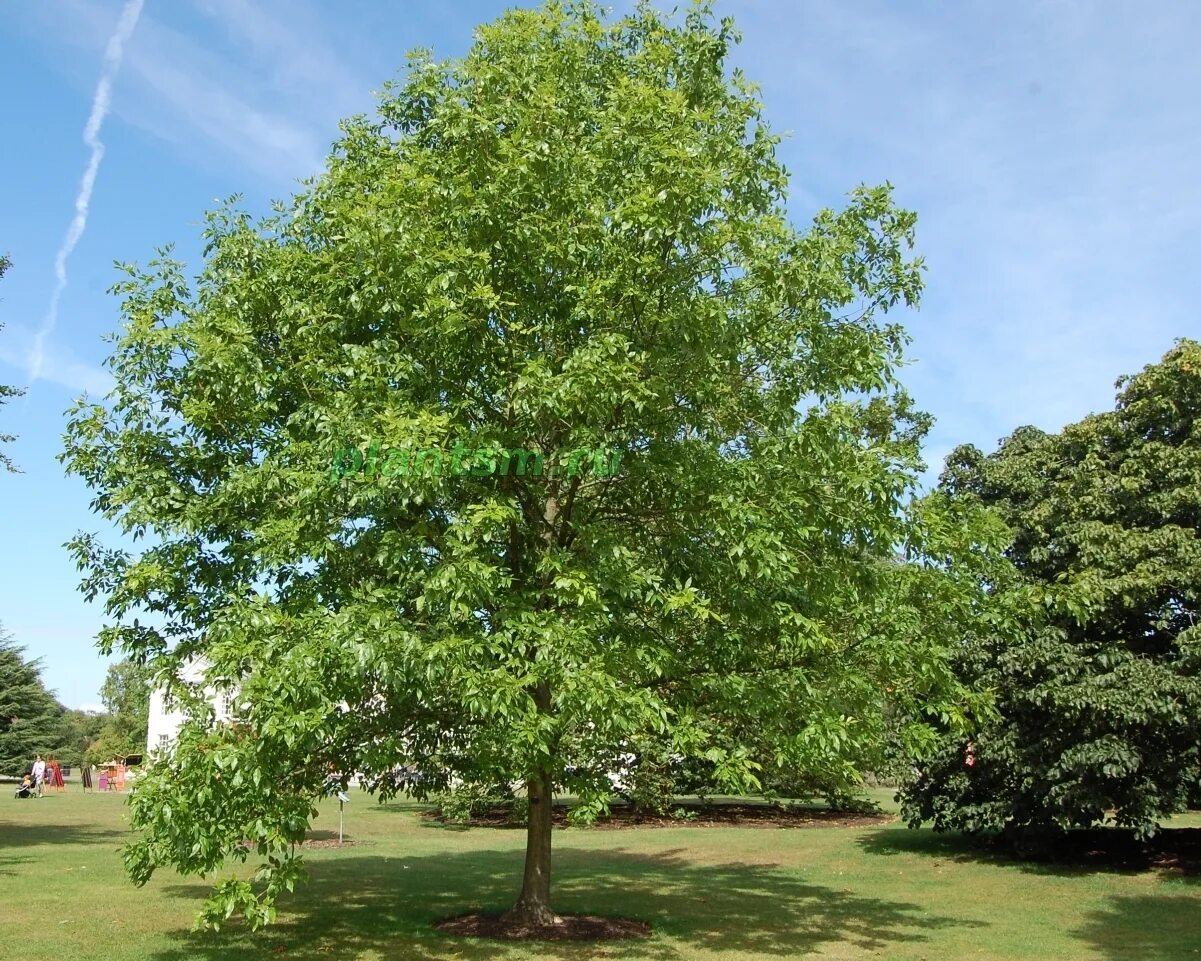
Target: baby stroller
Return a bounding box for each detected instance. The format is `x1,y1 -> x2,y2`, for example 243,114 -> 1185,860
14,776 -> 34,798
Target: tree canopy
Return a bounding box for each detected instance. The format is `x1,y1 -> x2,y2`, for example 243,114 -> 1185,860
901,339 -> 1201,841
63,0 -> 998,931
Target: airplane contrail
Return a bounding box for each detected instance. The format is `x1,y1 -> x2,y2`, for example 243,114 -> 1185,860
29,0 -> 144,385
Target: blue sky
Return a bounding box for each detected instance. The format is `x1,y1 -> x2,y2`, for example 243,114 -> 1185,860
1,0 -> 1198,709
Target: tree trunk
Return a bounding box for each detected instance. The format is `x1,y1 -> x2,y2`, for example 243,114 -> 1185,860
502,495 -> 563,928
504,766 -> 558,927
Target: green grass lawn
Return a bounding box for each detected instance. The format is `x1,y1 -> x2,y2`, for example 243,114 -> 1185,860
2,787 -> 1199,961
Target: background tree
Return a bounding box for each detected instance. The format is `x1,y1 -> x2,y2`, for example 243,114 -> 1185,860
86,658 -> 152,761
901,339 -> 1201,842
57,708 -> 106,767
63,0 -> 993,932
0,254 -> 25,473
0,624 -> 65,776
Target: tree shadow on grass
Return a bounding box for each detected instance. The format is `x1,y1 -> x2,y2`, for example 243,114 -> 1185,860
149,844 -> 987,961
1071,895 -> 1201,961
0,820 -> 127,876
0,821 -> 126,850
858,825 -> 1201,880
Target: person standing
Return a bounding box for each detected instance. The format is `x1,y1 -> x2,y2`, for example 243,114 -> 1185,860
31,755 -> 46,798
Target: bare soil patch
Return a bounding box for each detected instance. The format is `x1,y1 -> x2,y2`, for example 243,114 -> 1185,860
300,837 -> 366,849
435,912 -> 651,941
235,831 -> 367,851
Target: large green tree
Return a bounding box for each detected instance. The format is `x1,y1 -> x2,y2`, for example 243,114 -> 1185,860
901,340 -> 1201,841
63,1 -> 995,931
0,254 -> 25,473
0,625 -> 65,776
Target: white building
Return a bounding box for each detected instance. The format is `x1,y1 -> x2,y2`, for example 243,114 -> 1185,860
145,658 -> 238,754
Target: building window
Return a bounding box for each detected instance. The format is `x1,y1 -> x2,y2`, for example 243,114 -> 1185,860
221,693 -> 234,719
158,733 -> 169,747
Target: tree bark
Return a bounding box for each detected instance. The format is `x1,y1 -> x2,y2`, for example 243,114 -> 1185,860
502,496 -> 562,928
504,765 -> 558,927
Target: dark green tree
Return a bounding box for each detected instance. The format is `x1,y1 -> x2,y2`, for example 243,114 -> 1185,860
62,0 -> 997,932
901,339 -> 1201,841
0,254 -> 25,473
0,624 -> 65,776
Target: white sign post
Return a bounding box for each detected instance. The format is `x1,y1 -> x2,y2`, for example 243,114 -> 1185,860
337,791 -> 350,844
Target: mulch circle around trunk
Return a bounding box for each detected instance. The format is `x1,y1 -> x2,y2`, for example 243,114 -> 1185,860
427,803 -> 892,830
299,838 -> 366,849
237,837 -> 367,851
434,912 -> 652,941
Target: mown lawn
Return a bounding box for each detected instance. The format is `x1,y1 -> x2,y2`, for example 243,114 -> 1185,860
2,787 -> 1199,961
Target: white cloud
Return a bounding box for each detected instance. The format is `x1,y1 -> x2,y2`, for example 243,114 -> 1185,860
29,0 -> 144,386
189,0 -> 373,110
120,41 -> 329,179
20,0 -> 375,184
726,0 -> 1201,469
10,0 -> 378,394
0,326 -> 113,398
